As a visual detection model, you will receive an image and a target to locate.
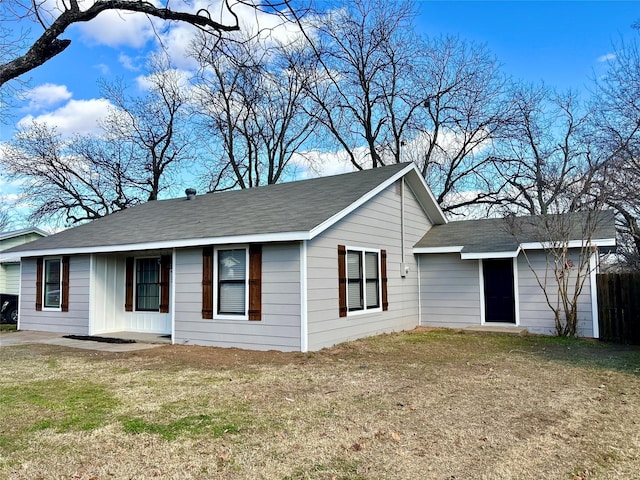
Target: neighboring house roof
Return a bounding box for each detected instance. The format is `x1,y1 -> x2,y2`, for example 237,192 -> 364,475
414,210 -> 617,259
6,163 -> 446,257
0,227 -> 48,242
0,227 -> 49,263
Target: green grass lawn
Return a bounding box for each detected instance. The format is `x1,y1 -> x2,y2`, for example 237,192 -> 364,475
1,328 -> 639,479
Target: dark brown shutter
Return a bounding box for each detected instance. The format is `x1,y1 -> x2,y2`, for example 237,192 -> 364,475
248,245 -> 262,321
35,257 -> 43,311
125,257 -> 134,312
202,246 -> 213,319
338,245 -> 347,317
159,255 -> 171,313
381,249 -> 388,311
61,256 -> 70,312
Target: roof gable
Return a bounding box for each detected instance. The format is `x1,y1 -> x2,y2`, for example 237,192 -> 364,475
8,163 -> 446,256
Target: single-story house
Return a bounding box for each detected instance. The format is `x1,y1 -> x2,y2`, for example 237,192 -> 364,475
5,163 -> 616,351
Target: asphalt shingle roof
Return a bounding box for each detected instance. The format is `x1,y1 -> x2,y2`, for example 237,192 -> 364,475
414,210 -> 616,254
9,163 -> 416,255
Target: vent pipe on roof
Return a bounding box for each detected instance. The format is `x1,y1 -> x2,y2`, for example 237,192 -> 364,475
185,188 -> 197,200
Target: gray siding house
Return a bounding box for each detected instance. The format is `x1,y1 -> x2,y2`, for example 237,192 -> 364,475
6,164 -> 616,350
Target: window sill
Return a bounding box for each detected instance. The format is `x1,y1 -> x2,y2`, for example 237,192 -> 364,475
347,307 -> 382,317
215,314 -> 249,321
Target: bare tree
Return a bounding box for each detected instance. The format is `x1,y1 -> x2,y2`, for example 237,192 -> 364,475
406,36 -> 512,214
507,211 -> 609,337
101,56 -> 194,201
0,209 -> 10,232
1,122 -> 142,225
193,30 -> 315,190
0,0 -> 302,87
592,36 -> 640,269
490,84 -> 599,216
302,0 -> 420,170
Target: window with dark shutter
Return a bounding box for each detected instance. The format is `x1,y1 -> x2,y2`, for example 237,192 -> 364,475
61,256 -> 70,312
159,255 -> 171,313
248,245 -> 262,321
381,249 -> 388,311
125,257 -> 134,312
338,245 -> 347,317
202,247 -> 213,319
35,257 -> 43,311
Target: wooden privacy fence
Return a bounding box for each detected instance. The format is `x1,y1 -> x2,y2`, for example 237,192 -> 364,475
597,273 -> 640,345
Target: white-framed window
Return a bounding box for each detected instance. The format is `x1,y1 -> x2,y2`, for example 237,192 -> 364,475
43,257 -> 62,310
215,247 -> 249,318
347,247 -> 381,313
135,257 -> 161,311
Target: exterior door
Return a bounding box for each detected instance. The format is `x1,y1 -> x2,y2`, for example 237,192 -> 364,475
483,259 -> 516,323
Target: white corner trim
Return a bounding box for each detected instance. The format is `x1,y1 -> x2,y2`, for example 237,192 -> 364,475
300,240 -> 308,352
88,254 -> 95,335
171,248 -> 176,345
512,256 -> 521,327
417,254 -> 422,326
590,253 -> 599,339
478,260 -> 485,325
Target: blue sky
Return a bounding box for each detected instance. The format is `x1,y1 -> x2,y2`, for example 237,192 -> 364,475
0,1 -> 638,208
419,1 -> 637,92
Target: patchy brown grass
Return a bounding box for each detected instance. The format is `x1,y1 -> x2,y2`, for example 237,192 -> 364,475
1,328 -> 639,479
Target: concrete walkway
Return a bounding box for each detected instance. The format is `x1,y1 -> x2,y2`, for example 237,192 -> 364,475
0,330 -> 169,352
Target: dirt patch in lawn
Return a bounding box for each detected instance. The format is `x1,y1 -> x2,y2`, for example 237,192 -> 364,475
1,328 -> 639,479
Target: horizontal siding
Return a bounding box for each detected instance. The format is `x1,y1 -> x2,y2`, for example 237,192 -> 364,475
518,251 -> 594,337
1,264 -> 19,295
419,254 -> 481,328
306,180 -> 432,351
19,256 -> 91,335
174,243 -> 301,351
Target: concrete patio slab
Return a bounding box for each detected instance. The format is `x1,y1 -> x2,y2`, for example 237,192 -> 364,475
0,330 -> 168,352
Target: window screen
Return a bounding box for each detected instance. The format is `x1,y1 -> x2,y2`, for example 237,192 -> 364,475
218,249 -> 247,315
136,258 -> 160,311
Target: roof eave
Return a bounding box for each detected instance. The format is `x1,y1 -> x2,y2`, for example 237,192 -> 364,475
10,231 -> 310,258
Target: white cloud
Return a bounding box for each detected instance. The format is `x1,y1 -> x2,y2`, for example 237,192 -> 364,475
22,83 -> 72,111
290,149 -> 359,179
76,8 -> 155,48
118,53 -> 142,71
598,53 -> 616,62
17,99 -> 113,137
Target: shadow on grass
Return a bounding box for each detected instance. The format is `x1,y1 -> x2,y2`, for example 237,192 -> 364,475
395,328 -> 640,376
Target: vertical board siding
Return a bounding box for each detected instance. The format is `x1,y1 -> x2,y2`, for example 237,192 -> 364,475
306,181 -> 432,351
418,254 -> 481,327
174,243 -> 301,351
91,255 -> 126,334
517,251 -> 594,337
19,256 -> 91,335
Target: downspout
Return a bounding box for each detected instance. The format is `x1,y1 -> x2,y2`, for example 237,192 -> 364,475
400,178 -> 407,277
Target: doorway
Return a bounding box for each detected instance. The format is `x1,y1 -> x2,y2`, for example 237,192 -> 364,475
483,259 -> 516,323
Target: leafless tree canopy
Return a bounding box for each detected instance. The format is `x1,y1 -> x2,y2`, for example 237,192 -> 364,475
0,0 -> 296,87
192,30 -> 316,190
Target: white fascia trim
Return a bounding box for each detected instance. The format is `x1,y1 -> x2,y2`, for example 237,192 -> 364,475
308,164 -> 416,240
403,167 -> 448,225
300,240 -> 308,352
413,246 -> 464,254
520,238 -> 616,250
13,231 -> 309,258
590,253 -> 599,339
460,249 -> 520,260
